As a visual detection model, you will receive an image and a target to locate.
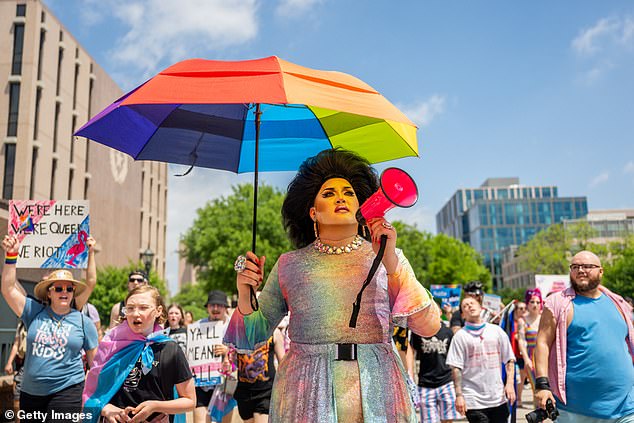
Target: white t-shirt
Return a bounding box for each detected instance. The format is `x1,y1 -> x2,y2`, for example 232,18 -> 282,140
446,323 -> 515,410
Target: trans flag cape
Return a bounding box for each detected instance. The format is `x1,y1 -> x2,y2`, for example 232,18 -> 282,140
82,321 -> 175,423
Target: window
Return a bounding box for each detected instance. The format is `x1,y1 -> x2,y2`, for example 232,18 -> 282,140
83,177 -> 89,200
56,47 -> 64,96
34,87 -> 42,140
68,169 -> 74,199
50,159 -> 57,199
70,116 -> 76,163
53,102 -> 60,152
16,4 -> 26,16
73,63 -> 79,109
7,83 -> 21,136
12,24 -> 25,75
29,147 -> 38,199
3,144 -> 17,199
37,29 -> 46,80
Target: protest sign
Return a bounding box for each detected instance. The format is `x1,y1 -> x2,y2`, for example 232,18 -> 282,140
535,274 -> 570,297
430,284 -> 462,309
8,200 -> 90,269
186,321 -> 224,387
483,293 -> 502,313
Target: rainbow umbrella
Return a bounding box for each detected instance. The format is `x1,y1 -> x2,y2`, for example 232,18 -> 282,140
75,56 -> 419,251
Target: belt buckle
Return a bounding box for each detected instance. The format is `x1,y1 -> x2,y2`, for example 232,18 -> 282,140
335,343 -> 357,361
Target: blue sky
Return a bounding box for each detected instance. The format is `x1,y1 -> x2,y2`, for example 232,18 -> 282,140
44,0 -> 634,294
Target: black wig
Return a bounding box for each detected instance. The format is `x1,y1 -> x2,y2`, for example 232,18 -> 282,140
282,148 -> 379,249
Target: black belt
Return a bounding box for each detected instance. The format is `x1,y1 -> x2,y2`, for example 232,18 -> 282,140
335,343 -> 357,361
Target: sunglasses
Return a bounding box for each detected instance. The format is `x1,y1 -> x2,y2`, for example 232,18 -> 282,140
49,286 -> 74,293
128,278 -> 146,283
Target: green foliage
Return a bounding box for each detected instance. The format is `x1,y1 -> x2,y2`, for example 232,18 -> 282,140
497,287 -> 527,305
603,235 -> 634,299
171,283 -> 209,321
181,183 -> 292,294
393,222 -> 492,292
92,262 -> 168,326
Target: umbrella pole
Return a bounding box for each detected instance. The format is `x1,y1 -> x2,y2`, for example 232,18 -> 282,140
249,103 -> 262,311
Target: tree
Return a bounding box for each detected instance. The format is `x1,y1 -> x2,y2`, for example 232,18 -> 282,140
603,235 -> 634,299
92,263 -> 168,326
394,222 -> 492,292
515,222 -> 606,275
181,183 -> 292,294
171,283 -> 209,321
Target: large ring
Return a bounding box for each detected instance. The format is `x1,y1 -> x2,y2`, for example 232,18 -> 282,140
234,255 -> 247,273
382,222 -> 394,230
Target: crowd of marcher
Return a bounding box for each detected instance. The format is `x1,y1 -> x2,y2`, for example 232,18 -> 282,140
2,148 -> 633,423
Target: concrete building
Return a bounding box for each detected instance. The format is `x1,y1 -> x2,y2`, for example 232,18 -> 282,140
0,0 -> 167,373
436,177 -> 587,289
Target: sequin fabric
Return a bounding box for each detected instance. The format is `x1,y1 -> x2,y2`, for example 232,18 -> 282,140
225,241 -> 434,422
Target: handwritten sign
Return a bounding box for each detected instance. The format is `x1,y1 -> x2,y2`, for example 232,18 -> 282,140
8,200 -> 90,269
430,284 -> 462,309
483,293 -> 502,313
186,321 -> 224,387
535,274 -> 570,297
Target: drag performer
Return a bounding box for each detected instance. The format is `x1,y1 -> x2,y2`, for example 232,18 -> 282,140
225,149 -> 441,422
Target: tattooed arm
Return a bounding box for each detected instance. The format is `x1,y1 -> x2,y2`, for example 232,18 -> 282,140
452,366 -> 466,415
504,360 -> 516,404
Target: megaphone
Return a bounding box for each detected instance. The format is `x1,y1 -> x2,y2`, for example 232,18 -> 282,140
356,167 -> 419,226
349,167 -> 418,329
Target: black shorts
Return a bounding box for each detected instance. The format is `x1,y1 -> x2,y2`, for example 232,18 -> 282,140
465,403 -> 509,423
517,357 -> 525,370
20,381 -> 84,422
195,386 -> 215,408
235,388 -> 273,420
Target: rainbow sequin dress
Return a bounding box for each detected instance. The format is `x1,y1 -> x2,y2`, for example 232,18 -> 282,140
225,241 -> 435,422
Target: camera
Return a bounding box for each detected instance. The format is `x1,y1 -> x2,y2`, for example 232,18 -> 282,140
526,399 -> 559,423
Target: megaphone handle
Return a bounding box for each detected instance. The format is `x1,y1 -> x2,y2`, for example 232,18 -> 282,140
349,235 -> 388,328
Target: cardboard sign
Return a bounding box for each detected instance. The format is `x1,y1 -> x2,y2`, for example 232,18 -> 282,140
8,200 -> 90,269
535,274 -> 570,297
483,293 -> 502,312
430,284 -> 462,309
186,321 -> 224,387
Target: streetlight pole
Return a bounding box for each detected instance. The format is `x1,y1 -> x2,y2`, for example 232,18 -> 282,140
141,247 -> 155,277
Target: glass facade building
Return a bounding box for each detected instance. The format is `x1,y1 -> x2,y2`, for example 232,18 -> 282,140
436,178 -> 588,289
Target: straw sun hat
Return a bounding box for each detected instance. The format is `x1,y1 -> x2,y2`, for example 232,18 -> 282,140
34,270 -> 87,302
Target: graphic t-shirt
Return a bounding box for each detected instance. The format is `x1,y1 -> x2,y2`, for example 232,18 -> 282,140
234,337 -> 276,399
110,341 -> 192,417
21,297 -> 99,396
446,323 -> 515,409
410,325 -> 453,388
168,327 -> 187,355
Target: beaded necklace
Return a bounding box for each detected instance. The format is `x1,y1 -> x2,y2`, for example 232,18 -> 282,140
313,235 -> 364,255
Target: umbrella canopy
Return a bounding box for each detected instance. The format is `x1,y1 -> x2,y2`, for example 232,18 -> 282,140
75,56 -> 418,173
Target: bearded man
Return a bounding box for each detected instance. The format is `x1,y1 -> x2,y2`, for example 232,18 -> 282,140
534,250 -> 634,423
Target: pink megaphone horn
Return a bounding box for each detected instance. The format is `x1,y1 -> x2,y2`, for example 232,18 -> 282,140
356,167 -> 419,226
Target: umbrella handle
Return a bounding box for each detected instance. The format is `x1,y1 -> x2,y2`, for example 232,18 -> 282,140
250,286 -> 259,311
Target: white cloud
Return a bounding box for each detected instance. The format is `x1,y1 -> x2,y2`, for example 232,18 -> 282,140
572,18 -> 620,56
276,0 -> 324,18
625,161 -> 634,174
577,60 -> 615,85
81,0 -> 259,86
589,171 -> 609,188
398,95 -> 446,128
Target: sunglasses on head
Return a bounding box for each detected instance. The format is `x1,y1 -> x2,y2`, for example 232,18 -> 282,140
50,286 -> 74,293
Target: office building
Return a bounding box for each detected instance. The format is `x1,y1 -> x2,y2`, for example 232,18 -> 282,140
436,177 -> 587,289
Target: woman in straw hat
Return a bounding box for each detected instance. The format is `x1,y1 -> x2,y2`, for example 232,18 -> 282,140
1,234 -> 99,419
